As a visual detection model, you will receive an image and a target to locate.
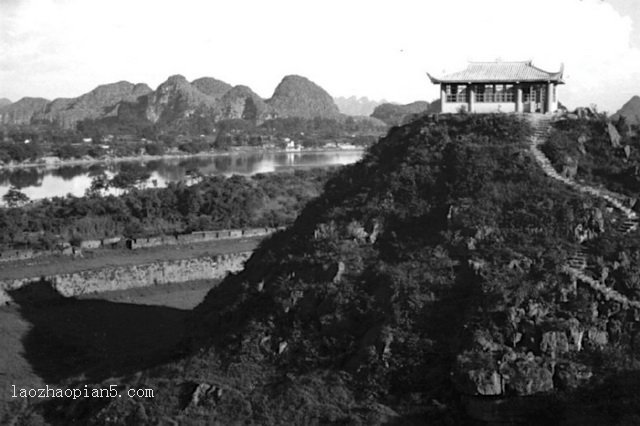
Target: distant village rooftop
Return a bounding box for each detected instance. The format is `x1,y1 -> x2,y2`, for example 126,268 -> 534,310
428,61 -> 564,114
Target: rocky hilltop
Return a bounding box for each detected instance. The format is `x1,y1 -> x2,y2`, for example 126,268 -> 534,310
45,113 -> 640,424
267,74 -> 340,119
0,98 -> 11,108
190,77 -> 233,100
0,97 -> 50,125
216,85 -> 272,121
612,95 -> 640,125
371,100 -> 435,126
0,82 -> 151,128
142,74 -> 219,124
36,81 -> 152,128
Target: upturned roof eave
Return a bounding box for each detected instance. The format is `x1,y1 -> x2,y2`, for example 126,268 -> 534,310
427,61 -> 565,85
426,74 -> 565,85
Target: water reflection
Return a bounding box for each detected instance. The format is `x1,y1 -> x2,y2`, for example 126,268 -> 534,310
0,168 -> 44,189
0,150 -> 363,202
87,164 -> 108,176
52,165 -> 87,181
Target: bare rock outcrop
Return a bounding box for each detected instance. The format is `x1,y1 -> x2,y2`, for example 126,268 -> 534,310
217,85 -> 272,121
0,288 -> 13,306
34,81 -> 152,128
144,74 -> 219,124
267,75 -> 340,119
0,97 -> 50,125
607,122 -> 622,148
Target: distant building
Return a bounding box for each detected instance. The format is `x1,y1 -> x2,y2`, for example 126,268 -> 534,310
285,140 -> 301,152
428,61 -> 564,114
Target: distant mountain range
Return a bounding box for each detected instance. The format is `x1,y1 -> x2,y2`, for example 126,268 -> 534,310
334,96 -> 387,116
612,95 -> 640,125
371,101 -> 437,126
6,83 -> 640,131
334,96 -> 438,125
0,74 -> 345,130
0,76 -> 439,134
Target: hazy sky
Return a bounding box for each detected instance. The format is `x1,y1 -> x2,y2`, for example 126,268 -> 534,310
1,0 -> 640,112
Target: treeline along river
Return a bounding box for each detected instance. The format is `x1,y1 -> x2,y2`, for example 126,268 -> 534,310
0,150 -> 363,202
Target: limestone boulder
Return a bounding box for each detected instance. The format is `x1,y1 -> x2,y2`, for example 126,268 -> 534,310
0,289 -> 12,306
587,327 -> 608,347
567,319 -> 584,351
577,134 -> 588,154
499,354 -> 554,395
607,122 -> 622,148
454,352 -> 504,396
367,219 -> 383,244
540,331 -> 570,358
346,221 -> 368,242
553,362 -> 592,390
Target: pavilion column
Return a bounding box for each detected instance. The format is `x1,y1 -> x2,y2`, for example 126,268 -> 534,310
546,82 -> 553,114
440,85 -> 446,113
468,85 -> 475,113
516,85 -> 523,113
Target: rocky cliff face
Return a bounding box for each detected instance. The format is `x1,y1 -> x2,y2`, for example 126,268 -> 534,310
0,97 -> 50,125
143,74 -> 219,124
0,82 -> 151,128
217,85 -> 272,121
35,81 -> 152,128
267,75 -> 340,119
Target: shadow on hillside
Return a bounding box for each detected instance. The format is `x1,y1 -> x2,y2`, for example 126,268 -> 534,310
8,280 -> 189,384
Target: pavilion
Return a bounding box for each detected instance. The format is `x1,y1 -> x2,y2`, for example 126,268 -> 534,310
427,61 -> 564,114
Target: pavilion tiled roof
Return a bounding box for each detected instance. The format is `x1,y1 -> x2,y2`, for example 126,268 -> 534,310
428,61 -> 564,84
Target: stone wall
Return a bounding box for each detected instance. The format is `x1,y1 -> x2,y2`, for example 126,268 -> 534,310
0,249 -> 40,263
0,251 -> 251,300
127,227 -> 279,250
0,226 -> 281,263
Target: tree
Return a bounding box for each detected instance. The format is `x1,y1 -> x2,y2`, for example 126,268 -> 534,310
3,187 -> 29,207
86,173 -> 110,197
144,142 -> 166,156
110,163 -> 151,190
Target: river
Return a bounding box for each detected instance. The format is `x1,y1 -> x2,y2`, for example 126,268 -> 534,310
0,150 -> 364,202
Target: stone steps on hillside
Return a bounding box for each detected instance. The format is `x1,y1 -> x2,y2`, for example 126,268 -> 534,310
567,255 -> 587,270
617,219 -> 639,233
527,116 -> 638,229
527,114 -> 640,307
563,265 -> 640,309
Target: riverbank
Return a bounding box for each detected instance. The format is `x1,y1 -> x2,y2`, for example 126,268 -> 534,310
0,146 -> 365,171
